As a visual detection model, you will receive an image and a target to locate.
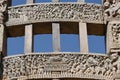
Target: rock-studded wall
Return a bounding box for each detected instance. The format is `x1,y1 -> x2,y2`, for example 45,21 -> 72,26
6,3 -> 103,26
0,0 -> 7,79
104,0 -> 120,22
107,22 -> 120,53
104,0 -> 120,54
3,53 -> 120,80
1,0 -> 120,80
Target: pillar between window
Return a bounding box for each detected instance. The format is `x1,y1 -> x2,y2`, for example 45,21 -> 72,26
52,23 -> 61,52
52,0 -> 59,2
24,24 -> 33,53
77,0 -> 85,3
79,22 -> 88,53
26,0 -> 35,4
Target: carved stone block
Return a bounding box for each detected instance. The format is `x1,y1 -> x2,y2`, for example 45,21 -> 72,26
107,21 -> 120,53
0,24 -> 4,52
2,53 -> 120,80
6,3 -> 103,26
104,0 -> 120,22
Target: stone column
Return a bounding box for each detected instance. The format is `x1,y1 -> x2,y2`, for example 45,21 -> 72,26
106,21 -> 120,54
24,24 -> 33,53
52,23 -> 60,52
79,22 -> 88,53
0,0 -> 7,56
106,21 -> 120,80
0,0 -> 7,79
77,0 -> 85,3
52,0 -> 59,2
0,24 -> 7,56
24,0 -> 34,53
26,0 -> 35,4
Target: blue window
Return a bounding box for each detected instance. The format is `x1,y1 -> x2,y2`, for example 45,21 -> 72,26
34,34 -> 53,52
60,34 -> 80,52
7,36 -> 24,56
12,0 -> 26,6
88,35 -> 105,54
85,0 -> 102,4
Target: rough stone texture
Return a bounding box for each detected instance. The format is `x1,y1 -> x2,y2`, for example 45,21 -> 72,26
6,3 -> 103,26
0,0 -> 7,79
0,0 -> 7,24
0,0 -> 7,55
107,21 -> 120,53
1,0 -> 120,80
3,53 -> 118,80
104,0 -> 120,22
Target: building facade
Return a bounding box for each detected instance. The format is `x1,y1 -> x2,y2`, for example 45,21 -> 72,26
0,0 -> 120,80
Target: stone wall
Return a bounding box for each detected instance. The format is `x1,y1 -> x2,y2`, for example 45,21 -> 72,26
3,53 -> 119,80
0,0 -> 7,79
6,3 -> 103,26
0,0 -> 120,80
104,0 -> 120,22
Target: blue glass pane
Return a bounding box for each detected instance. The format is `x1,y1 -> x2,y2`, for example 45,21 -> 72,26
12,0 -> 26,6
85,0 -> 102,4
60,34 -> 80,52
35,0 -> 52,3
34,34 -> 53,52
88,35 -> 105,53
60,0 -> 77,2
7,37 -> 24,56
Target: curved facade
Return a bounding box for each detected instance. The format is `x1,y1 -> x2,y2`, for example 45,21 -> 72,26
0,0 -> 120,80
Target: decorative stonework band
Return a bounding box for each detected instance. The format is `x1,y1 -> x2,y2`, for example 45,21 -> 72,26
107,21 -> 120,53
104,0 -> 120,22
3,53 -> 120,80
0,0 -> 7,78
6,3 -> 103,26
